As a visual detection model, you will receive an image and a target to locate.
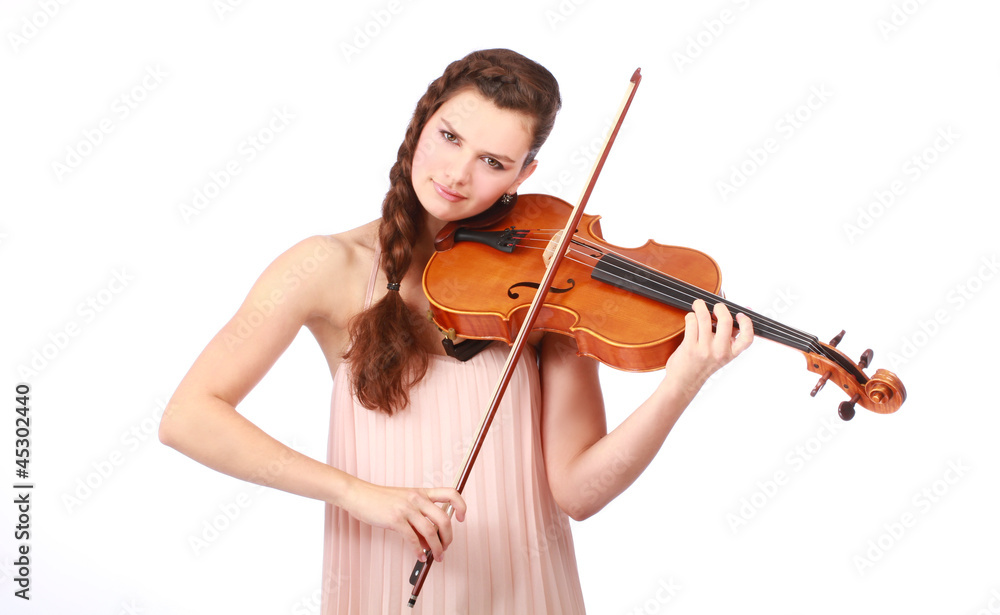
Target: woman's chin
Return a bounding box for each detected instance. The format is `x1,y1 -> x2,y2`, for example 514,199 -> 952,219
421,202 -> 481,225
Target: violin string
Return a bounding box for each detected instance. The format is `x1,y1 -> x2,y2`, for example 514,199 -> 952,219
490,228 -> 855,374
588,255 -> 820,352
508,249 -> 819,361
512,232 -> 823,354
510,230 -> 807,343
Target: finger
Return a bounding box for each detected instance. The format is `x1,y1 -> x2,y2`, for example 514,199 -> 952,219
411,515 -> 445,562
732,313 -> 755,354
420,501 -> 455,548
450,491 -> 467,522
427,488 -> 468,523
692,299 -> 712,343
401,524 -> 428,562
712,302 -> 734,342
683,310 -> 698,346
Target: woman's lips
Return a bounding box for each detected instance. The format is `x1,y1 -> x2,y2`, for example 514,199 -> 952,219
433,181 -> 465,202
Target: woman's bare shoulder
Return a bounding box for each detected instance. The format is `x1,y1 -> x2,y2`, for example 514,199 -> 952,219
328,218 -> 380,254
271,220 -> 379,328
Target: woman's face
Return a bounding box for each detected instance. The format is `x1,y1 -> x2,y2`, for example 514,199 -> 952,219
411,88 -> 538,224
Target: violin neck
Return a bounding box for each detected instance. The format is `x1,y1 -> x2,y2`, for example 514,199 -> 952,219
591,253 -> 818,353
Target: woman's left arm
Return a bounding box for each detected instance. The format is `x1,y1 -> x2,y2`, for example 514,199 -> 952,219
540,299 -> 753,520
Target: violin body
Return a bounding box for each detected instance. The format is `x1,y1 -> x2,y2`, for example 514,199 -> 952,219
424,193 -> 906,416
425,194 -> 721,372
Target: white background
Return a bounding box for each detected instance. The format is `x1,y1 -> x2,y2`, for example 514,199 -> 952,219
2,1 -> 999,613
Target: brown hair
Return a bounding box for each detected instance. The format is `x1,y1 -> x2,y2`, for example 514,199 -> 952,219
343,48 -> 561,414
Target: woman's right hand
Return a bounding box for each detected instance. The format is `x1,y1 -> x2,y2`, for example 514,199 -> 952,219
342,480 -> 467,562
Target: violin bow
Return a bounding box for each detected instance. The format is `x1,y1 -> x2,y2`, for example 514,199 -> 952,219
407,68 -> 643,607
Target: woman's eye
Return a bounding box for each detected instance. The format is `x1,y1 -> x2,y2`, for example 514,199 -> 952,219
483,157 -> 504,170
441,131 -> 457,143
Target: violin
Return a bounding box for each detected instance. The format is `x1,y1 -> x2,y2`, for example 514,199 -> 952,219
424,192 -> 906,419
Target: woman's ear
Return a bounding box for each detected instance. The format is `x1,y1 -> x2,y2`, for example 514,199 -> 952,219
508,159 -> 538,194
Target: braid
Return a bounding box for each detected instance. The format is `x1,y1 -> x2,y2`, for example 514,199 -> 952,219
344,49 -> 561,414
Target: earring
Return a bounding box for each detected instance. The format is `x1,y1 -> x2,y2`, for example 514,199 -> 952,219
500,193 -> 514,206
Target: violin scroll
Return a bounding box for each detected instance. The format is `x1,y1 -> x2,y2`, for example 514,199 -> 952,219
864,368 -> 907,413
804,331 -> 907,420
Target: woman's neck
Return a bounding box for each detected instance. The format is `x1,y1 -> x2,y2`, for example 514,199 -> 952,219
423,212 -> 448,241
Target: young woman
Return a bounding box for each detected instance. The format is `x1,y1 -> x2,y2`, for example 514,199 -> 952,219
159,48 -> 753,614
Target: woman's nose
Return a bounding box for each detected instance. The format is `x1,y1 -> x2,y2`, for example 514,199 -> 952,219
442,153 -> 474,186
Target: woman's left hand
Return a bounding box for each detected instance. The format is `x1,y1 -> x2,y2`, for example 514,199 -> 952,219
661,298 -> 754,396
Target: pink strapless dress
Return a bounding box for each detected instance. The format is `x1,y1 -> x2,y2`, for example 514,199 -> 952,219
320,247 -> 586,614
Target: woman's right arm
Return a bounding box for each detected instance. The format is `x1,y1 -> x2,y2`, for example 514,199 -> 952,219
158,234 -> 465,561
160,234 -> 360,501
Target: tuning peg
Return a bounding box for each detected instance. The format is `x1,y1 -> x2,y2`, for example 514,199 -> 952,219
810,371 -> 831,397
838,394 -> 861,421
859,349 -> 873,370
810,330 -> 852,398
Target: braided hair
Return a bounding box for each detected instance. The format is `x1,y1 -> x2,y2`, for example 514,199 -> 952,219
343,49 -> 561,414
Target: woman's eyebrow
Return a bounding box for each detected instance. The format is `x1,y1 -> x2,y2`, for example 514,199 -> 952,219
440,118 -> 516,165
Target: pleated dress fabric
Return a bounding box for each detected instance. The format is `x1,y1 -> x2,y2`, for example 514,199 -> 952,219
320,245 -> 586,615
